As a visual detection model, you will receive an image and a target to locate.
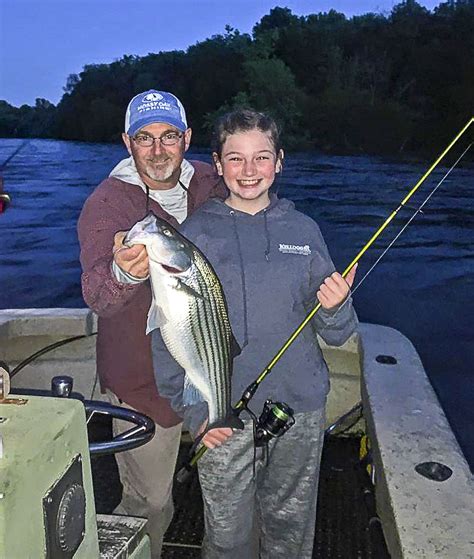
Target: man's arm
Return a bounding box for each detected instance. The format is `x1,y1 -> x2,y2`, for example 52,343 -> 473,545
77,189 -> 147,317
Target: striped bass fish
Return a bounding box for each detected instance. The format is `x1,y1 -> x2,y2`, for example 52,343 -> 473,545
125,212 -> 242,429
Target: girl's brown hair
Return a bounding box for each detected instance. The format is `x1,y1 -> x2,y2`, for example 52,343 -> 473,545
212,109 -> 281,157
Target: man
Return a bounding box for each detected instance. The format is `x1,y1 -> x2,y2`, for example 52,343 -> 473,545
78,89 -> 225,557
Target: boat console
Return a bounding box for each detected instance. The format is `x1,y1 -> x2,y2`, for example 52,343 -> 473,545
0,366 -> 154,559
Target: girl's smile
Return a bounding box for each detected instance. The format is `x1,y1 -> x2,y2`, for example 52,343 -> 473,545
214,129 -> 283,214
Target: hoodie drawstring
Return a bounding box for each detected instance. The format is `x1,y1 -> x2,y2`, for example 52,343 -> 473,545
144,179 -> 191,217
230,207 -> 272,347
231,211 -> 249,348
145,184 -> 150,215
263,209 -> 271,261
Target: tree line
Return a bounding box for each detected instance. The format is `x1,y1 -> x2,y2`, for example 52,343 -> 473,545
1,1 -> 473,155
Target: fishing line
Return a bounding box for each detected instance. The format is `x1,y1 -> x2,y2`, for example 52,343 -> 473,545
9,333 -> 97,379
0,139 -> 30,171
317,140 -> 473,326
349,141 -> 473,299
0,140 -> 28,210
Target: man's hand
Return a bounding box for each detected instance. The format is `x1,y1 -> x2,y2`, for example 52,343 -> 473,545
197,420 -> 234,449
317,264 -> 357,311
113,231 -> 149,278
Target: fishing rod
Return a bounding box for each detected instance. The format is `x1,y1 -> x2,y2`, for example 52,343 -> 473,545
0,139 -> 30,172
0,139 -> 31,213
177,117 -> 474,480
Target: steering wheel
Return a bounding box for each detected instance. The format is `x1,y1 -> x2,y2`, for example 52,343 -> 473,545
4,372 -> 156,456
50,375 -> 156,456
84,400 -> 156,456
3,365 -> 156,456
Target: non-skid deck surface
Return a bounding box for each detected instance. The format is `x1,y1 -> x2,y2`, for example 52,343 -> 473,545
90,420 -> 390,559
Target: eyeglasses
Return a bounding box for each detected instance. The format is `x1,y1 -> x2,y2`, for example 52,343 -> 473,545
132,132 -> 183,148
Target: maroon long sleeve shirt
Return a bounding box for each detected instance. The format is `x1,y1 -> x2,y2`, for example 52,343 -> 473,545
77,160 -> 225,427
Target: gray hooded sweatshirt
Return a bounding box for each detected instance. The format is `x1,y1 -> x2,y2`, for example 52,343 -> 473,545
151,195 -> 358,435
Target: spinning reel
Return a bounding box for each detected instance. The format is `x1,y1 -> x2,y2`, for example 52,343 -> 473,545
253,399 -> 295,447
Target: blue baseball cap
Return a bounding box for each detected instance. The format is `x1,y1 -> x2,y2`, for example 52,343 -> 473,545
125,90 -> 188,135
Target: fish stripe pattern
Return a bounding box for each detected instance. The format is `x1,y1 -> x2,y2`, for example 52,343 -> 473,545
191,251 -> 231,423
125,213 -> 236,427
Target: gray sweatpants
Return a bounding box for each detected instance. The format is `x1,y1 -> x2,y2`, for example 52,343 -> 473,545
198,408 -> 326,559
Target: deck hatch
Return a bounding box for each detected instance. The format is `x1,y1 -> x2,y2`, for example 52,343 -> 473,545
415,461 -> 453,482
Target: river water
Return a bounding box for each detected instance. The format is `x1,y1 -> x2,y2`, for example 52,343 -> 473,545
1,138 -> 473,468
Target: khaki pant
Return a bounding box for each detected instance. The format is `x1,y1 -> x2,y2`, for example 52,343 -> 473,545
98,389 -> 182,559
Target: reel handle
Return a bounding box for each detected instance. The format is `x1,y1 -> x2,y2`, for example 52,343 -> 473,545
176,464 -> 193,484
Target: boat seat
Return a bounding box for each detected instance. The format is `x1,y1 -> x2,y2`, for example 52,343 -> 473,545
360,323 -> 474,559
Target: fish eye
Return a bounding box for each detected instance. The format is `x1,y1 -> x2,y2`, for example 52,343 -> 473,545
162,228 -> 173,237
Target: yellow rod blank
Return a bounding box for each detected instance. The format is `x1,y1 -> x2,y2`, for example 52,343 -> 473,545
190,117 -> 474,466
251,117 -> 474,389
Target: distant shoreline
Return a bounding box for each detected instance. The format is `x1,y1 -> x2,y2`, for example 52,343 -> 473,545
2,135 -> 469,164
1,3 -> 473,158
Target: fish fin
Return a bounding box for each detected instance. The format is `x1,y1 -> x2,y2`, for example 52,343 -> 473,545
174,278 -> 206,301
145,304 -> 168,334
183,375 -> 205,407
208,413 -> 244,431
230,334 -> 241,358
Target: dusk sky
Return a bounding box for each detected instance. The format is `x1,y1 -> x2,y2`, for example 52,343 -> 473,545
1,0 -> 441,107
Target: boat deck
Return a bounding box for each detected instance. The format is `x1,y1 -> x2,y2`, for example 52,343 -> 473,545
91,429 -> 391,558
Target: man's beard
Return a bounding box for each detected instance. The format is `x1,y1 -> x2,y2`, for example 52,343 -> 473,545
144,158 -> 176,183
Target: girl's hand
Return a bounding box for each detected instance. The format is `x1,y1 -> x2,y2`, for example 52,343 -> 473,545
197,420 -> 234,449
317,264 -> 357,311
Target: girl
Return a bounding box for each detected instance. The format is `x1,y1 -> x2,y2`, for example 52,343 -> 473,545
152,109 -> 358,558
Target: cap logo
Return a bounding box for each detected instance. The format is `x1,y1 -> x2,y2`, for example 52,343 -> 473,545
125,89 -> 187,134
143,92 -> 163,102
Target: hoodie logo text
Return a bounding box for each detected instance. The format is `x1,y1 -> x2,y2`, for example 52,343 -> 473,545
278,243 -> 311,256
